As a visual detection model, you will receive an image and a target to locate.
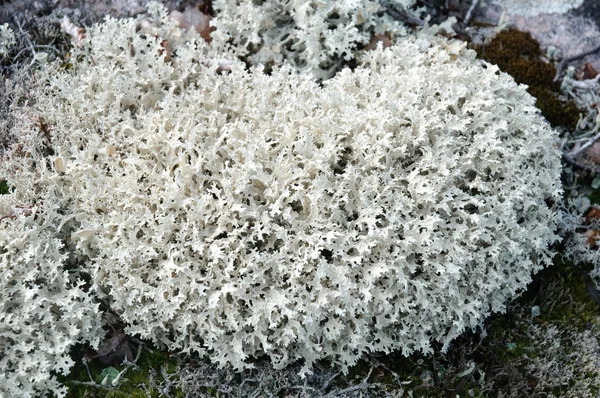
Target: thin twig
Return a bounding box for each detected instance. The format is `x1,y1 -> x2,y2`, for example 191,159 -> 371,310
569,73 -> 600,91
562,152 -> 600,175
138,382 -> 153,398
320,371 -> 341,392
582,271 -> 600,307
82,358 -> 94,383
452,371 -> 474,393
464,0 -> 480,26
237,376 -> 258,396
122,340 -> 144,369
13,17 -> 34,51
323,365 -> 375,398
67,380 -> 115,390
554,43 -> 600,82
13,17 -> 42,67
160,364 -> 174,398
372,361 -> 404,387
289,384 -> 320,394
570,133 -> 600,143
563,152 -> 586,169
569,130 -> 600,158
380,0 -> 424,27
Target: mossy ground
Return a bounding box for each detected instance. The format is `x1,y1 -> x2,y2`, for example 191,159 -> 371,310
338,256 -> 600,397
55,255 -> 600,397
0,180 -> 9,195
58,344 -> 184,398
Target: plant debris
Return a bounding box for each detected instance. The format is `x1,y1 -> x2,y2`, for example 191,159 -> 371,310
83,329 -> 134,367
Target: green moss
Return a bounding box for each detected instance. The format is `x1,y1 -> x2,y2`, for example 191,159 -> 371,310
479,29 -> 542,62
530,86 -> 581,128
475,28 -> 581,130
506,58 -> 557,89
0,180 -> 9,194
588,188 -> 600,206
526,257 -> 597,327
337,339 -> 487,397
58,345 -> 184,398
477,257 -> 600,395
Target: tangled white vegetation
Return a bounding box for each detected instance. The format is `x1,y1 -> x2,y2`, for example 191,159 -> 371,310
0,205 -> 104,397
0,2 -> 564,394
211,0 -> 415,79
0,23 -> 16,58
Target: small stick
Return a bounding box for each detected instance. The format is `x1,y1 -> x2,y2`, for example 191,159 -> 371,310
320,371 -> 341,392
563,152 -> 586,168
569,130 -> 600,158
372,361 -> 404,387
13,17 -> 34,52
464,0 -> 481,26
67,380 -> 113,389
82,358 -> 94,383
138,382 -> 153,398
562,152 -> 600,174
160,364 -> 174,398
380,0 -> 424,27
323,365 -> 375,397
554,43 -> 600,82
12,17 -> 37,67
582,271 -> 600,307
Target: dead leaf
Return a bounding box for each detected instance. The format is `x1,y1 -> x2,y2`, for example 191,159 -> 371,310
585,229 -> 600,248
170,6 -> 213,42
201,58 -> 232,73
60,16 -> 85,48
72,229 -> 95,241
586,207 -> 600,224
581,62 -> 599,80
106,144 -> 117,157
88,329 -> 134,366
197,0 -> 214,16
365,34 -> 392,51
159,39 -> 171,62
95,330 -> 126,357
582,142 -> 600,164
54,158 -> 66,173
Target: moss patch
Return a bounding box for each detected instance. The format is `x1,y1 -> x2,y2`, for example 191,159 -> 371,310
475,29 -> 581,129
58,344 -> 183,398
0,180 -> 9,194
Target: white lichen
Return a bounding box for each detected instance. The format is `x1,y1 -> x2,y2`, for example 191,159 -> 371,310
211,0 -> 415,79
0,2 -> 564,393
0,206 -> 104,398
0,24 -> 16,58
